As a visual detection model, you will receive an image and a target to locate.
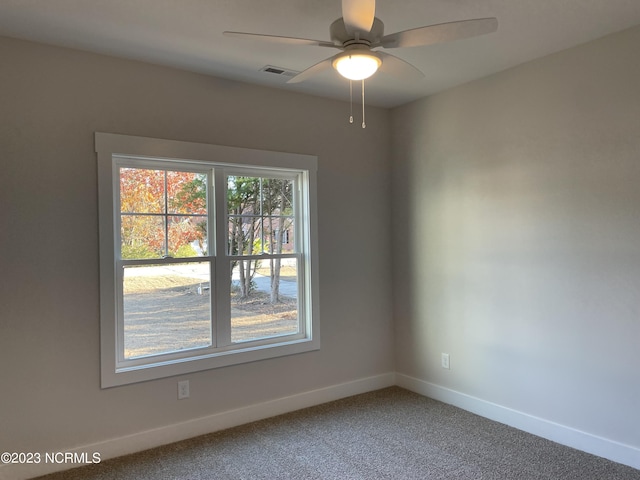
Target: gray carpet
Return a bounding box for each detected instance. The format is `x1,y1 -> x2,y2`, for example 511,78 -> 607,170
33,387 -> 640,479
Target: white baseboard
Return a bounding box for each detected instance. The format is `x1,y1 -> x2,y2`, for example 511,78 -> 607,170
0,373 -> 395,480
395,373 -> 640,471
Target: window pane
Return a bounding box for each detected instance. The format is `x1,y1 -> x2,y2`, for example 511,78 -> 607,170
262,216 -> 295,254
167,172 -> 207,215
168,215 -> 208,257
230,258 -> 299,343
121,215 -> 165,259
227,214 -> 258,255
120,168 -> 165,214
123,262 -> 212,359
264,178 -> 294,214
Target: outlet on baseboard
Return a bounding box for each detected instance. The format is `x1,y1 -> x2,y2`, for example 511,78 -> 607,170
177,380 -> 190,399
441,353 -> 450,370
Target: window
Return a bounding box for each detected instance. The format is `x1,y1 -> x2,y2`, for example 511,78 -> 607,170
96,133 -> 319,387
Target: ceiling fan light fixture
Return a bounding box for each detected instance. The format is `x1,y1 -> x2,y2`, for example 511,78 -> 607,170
333,52 -> 381,81
225,0 -> 499,127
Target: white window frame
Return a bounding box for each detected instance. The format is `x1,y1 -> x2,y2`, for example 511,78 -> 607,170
96,133 -> 319,388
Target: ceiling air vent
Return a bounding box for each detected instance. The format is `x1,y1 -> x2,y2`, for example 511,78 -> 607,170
260,65 -> 299,78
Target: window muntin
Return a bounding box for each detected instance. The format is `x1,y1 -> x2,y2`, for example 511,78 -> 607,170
96,133 -> 319,387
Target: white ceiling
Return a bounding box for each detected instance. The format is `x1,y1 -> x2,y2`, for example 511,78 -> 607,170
1,0 -> 639,108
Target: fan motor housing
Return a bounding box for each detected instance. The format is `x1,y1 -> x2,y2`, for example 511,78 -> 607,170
330,17 -> 385,46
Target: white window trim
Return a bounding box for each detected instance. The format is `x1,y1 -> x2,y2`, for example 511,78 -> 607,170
96,132 -> 320,388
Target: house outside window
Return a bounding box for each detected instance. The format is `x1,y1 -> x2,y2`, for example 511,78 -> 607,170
96,133 -> 319,387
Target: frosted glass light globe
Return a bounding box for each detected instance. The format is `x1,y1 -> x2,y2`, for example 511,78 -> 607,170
333,53 -> 382,81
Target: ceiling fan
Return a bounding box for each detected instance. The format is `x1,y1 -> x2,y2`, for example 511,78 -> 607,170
224,0 -> 498,126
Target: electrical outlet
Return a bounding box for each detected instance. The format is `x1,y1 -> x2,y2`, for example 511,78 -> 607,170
177,380 -> 190,399
441,353 -> 450,370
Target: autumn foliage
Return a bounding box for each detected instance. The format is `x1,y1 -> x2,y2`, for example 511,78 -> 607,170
119,168 -> 207,259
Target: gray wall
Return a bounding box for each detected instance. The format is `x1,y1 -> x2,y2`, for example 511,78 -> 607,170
391,25 -> 640,449
0,36 -> 394,453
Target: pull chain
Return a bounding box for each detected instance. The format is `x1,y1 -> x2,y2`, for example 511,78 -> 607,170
349,80 -> 354,124
361,79 -> 366,129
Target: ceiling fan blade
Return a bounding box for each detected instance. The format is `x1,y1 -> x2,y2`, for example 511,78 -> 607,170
342,0 -> 375,36
378,17 -> 498,49
223,31 -> 336,48
378,52 -> 424,80
287,57 -> 334,84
